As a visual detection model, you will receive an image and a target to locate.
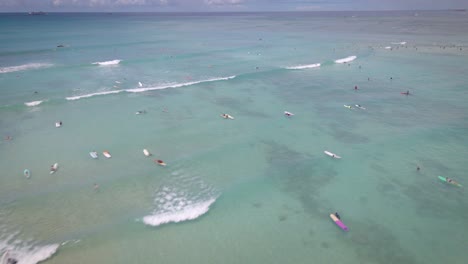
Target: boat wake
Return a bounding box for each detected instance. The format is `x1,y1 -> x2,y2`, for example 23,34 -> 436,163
0,63 -> 53,74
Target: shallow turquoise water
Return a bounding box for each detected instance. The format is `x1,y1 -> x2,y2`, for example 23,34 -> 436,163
1,11 -> 468,264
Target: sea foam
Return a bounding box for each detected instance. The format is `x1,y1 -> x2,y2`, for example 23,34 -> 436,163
1,235 -> 59,264
0,63 -> 53,74
126,75 -> 236,93
65,90 -> 123,101
24,101 -> 43,107
92,60 -> 121,66
143,198 -> 217,226
286,63 -> 321,70
334,56 -> 357,64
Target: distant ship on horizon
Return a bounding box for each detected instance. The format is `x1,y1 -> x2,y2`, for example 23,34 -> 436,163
28,11 -> 47,15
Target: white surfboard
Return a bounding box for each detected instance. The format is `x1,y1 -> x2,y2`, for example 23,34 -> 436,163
55,122 -> 62,128
143,149 -> 151,157
1,251 -> 12,264
103,151 -> 112,158
50,163 -> 58,174
324,151 -> 341,159
355,104 -> 366,110
344,105 -> 353,109
221,114 -> 234,119
138,82 -> 143,87
89,152 -> 98,159
284,111 -> 294,116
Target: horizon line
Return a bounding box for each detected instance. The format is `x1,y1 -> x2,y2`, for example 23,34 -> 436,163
0,9 -> 465,14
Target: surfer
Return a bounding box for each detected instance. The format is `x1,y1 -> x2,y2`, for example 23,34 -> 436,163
50,165 -> 56,172
7,258 -> 18,264
334,212 -> 341,220
417,166 -> 420,171
402,90 -> 410,95
354,85 -> 358,90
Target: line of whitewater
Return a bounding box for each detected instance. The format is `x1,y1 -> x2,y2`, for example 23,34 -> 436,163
143,197 -> 217,227
66,75 -> 236,101
0,63 -> 53,74
285,55 -> 357,70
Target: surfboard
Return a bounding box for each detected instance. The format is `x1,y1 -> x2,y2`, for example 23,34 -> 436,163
438,176 -> 462,187
324,150 -> 341,159
50,163 -> 58,174
284,111 -> 294,116
89,152 -> 98,159
143,149 -> 151,157
24,169 -> 30,178
330,214 -> 348,231
103,151 -> 112,158
55,122 -> 62,128
0,250 -> 17,264
155,159 -> 166,166
355,105 -> 366,110
220,114 -> 234,119
344,105 -> 352,109
138,82 -> 143,87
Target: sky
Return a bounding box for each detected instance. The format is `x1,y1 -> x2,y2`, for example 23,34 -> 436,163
0,0 -> 467,12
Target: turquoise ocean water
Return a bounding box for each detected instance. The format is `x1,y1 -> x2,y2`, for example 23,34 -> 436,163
1,11 -> 468,264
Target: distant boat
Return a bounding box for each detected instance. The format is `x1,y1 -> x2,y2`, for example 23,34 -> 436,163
29,11 -> 47,15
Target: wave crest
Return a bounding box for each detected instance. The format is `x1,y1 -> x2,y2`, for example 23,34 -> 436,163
143,198 -> 216,227
65,90 -> 123,101
24,101 -> 43,107
334,56 -> 357,64
0,63 -> 53,74
286,63 -> 321,70
92,60 -> 121,66
126,75 -> 236,93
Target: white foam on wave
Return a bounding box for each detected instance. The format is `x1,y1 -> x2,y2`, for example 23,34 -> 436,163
391,41 -> 407,45
143,197 -> 216,226
65,76 -> 235,101
286,63 -> 321,70
65,90 -> 123,101
92,59 -> 121,66
126,75 -> 236,93
24,100 -> 43,107
335,56 -> 357,64
384,46 -> 392,50
1,235 -> 59,264
0,63 -> 53,74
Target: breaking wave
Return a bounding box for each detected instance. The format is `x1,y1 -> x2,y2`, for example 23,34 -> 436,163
143,169 -> 219,227
0,232 -> 59,264
334,56 -> 357,64
126,75 -> 236,93
0,63 -> 53,74
92,59 -> 121,66
24,101 -> 43,107
285,63 -> 321,70
66,75 -> 236,101
65,90 -> 123,101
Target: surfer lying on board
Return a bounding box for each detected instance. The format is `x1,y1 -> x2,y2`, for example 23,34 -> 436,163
50,165 -> 56,172
334,212 -> 341,220
401,90 -> 410,95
